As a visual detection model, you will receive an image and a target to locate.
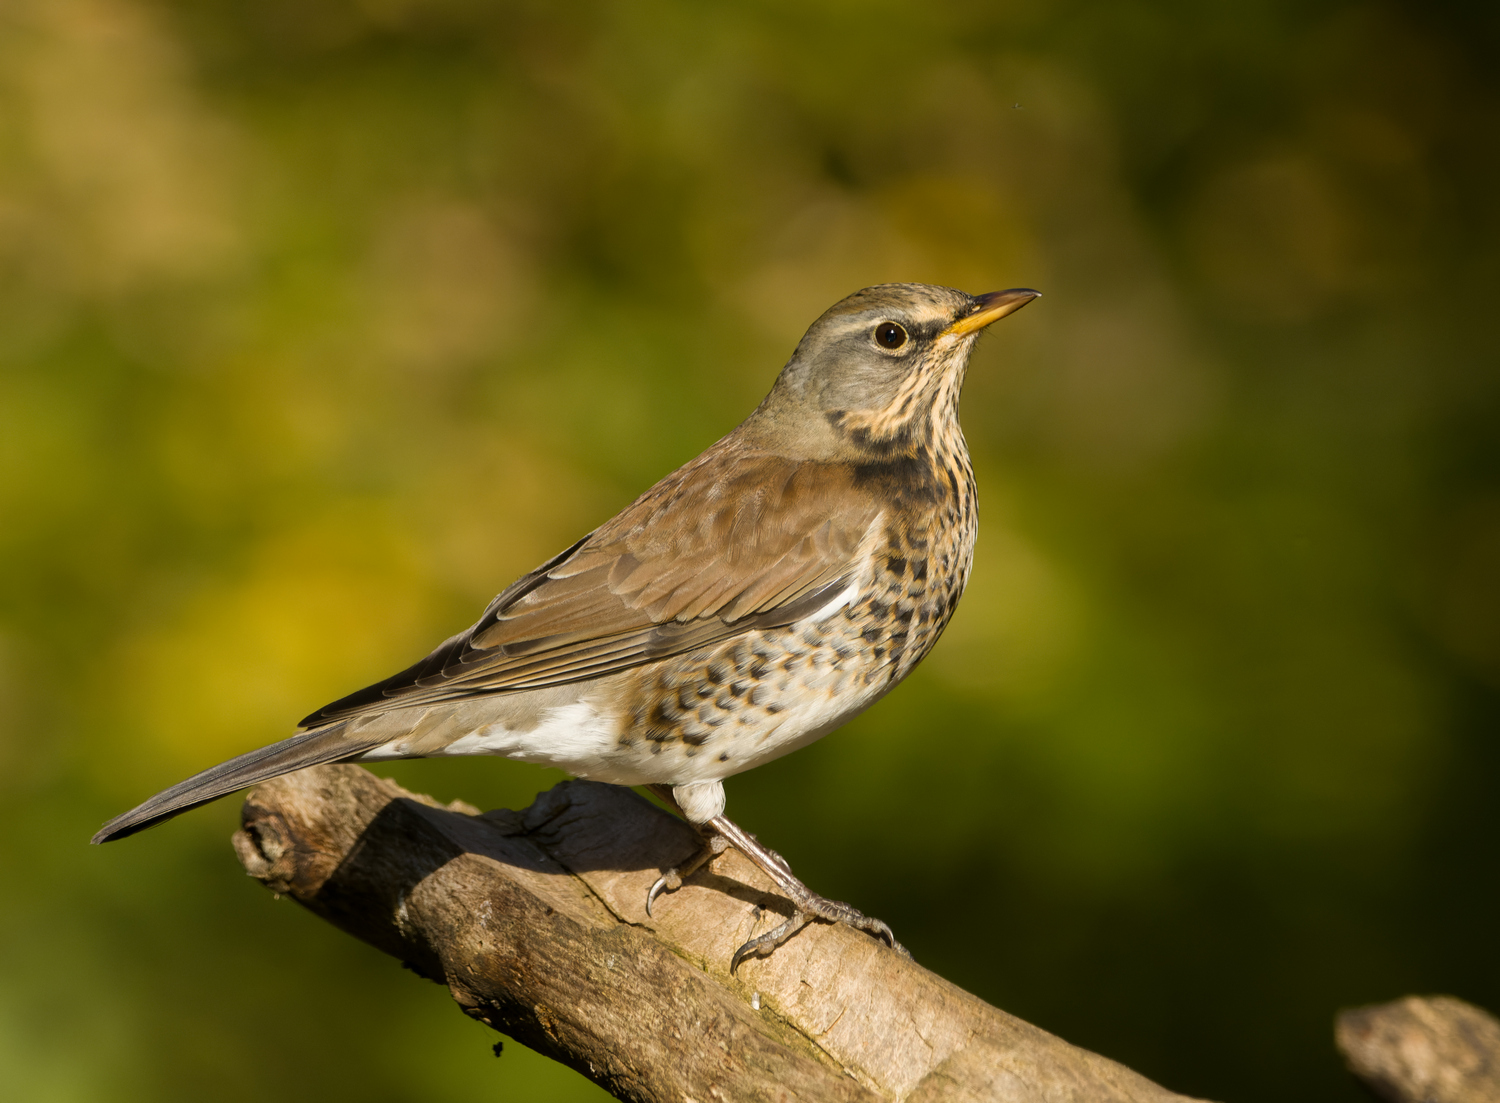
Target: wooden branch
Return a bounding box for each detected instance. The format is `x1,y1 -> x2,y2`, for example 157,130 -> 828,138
232,764 -> 1205,1103
1336,995 -> 1500,1103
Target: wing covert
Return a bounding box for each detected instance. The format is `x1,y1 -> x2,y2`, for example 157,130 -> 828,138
300,451 -> 878,727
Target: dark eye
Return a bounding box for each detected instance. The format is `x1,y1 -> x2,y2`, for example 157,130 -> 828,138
875,321 -> 908,349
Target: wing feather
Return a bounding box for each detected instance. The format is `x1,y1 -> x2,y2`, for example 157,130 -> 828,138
299,448 -> 880,727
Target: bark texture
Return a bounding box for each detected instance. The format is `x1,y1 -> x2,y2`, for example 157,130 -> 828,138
1336,996 -> 1500,1103
233,764 -> 1207,1103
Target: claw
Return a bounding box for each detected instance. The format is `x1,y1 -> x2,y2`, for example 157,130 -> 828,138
857,917 -> 909,957
731,911 -> 814,974
645,833 -> 729,919
645,870 -> 680,918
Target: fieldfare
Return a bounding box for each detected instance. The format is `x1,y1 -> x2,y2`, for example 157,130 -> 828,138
94,282 -> 1039,968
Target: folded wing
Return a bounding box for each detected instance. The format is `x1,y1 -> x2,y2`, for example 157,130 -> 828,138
301,450 -> 879,727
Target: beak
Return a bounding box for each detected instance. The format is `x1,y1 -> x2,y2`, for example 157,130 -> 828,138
945,288 -> 1041,338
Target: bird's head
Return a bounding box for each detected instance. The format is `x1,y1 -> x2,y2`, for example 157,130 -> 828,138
745,282 -> 1039,460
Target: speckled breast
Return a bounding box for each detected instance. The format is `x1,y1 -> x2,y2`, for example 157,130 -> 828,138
611,455 -> 978,785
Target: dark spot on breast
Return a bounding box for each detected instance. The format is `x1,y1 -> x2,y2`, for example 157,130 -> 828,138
729,681 -> 746,698
850,453 -> 944,502
718,752 -> 730,762
887,556 -> 908,577
861,626 -> 882,643
911,559 -> 928,582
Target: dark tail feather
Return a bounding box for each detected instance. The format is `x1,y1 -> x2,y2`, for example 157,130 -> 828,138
91,725 -> 374,844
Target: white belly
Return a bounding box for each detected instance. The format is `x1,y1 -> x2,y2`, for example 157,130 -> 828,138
354,606 -> 896,788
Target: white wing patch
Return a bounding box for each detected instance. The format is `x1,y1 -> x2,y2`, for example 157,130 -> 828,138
804,578 -> 861,625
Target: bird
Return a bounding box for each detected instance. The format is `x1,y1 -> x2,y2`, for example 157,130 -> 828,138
93,282 -> 1039,969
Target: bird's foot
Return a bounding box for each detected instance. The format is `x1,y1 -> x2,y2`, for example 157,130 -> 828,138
645,831 -> 729,917
705,813 -> 908,972
730,889 -> 905,973
641,786 -> 905,971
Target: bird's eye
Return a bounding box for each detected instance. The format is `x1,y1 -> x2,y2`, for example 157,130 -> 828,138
874,321 -> 908,350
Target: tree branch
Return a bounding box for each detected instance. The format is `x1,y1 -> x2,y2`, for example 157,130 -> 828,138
232,764 -> 1205,1103
1336,995 -> 1500,1103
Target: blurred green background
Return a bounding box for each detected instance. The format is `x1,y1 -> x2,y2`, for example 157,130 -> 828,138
1,0 -> 1496,1099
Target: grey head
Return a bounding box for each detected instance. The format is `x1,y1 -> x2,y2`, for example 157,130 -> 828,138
741,282 -> 1039,461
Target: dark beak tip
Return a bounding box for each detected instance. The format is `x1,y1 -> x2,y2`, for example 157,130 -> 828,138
945,287 -> 1042,335
978,288 -> 1041,307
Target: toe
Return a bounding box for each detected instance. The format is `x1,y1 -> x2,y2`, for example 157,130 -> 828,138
731,912 -> 813,974
645,870 -> 683,917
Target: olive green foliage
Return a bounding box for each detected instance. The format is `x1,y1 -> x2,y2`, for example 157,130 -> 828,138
1,0 -> 1496,1099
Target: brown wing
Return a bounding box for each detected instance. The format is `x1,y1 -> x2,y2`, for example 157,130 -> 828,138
300,447 -> 880,726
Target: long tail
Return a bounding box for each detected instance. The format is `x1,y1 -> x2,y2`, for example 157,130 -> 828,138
91,724 -> 377,844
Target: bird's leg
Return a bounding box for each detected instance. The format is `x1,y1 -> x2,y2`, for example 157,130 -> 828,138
643,785 -> 906,971
645,784 -> 731,918
704,812 -> 908,972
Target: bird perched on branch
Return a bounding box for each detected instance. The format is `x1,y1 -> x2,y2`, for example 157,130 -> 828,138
94,282 -> 1039,968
